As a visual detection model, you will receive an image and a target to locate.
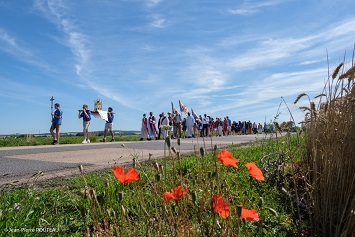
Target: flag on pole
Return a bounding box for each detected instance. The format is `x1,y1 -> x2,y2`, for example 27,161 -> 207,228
179,100 -> 188,115
191,108 -> 200,122
171,101 -> 179,114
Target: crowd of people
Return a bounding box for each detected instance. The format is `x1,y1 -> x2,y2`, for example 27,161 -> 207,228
140,110 -> 264,141
49,103 -> 264,145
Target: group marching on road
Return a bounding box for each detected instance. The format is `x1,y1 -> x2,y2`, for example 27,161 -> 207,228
140,110 -> 264,141
49,101 -> 264,145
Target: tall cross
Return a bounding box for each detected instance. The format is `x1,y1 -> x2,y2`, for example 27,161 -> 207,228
50,96 -> 55,119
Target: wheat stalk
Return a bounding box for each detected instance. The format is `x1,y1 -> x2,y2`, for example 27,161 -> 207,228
332,62 -> 344,79
314,93 -> 326,99
339,64 -> 355,79
294,93 -> 308,104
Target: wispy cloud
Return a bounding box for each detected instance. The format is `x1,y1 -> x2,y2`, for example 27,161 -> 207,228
227,0 -> 288,15
146,0 -> 163,8
206,67 -> 327,118
176,15 -> 355,114
34,0 -> 134,108
0,28 -> 17,47
298,60 -> 323,65
0,27 -> 50,69
149,14 -> 167,28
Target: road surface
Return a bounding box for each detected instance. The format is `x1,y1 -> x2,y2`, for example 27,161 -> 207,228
0,134 -> 268,186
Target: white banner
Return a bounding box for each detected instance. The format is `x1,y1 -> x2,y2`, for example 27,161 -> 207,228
92,110 -> 109,121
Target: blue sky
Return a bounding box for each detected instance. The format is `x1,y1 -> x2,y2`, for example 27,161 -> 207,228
1,0 -> 355,135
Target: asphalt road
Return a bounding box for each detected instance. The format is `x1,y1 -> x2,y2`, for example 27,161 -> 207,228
0,134 -> 267,186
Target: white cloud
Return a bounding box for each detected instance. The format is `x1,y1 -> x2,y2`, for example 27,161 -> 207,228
0,28 -> 17,47
298,60 -> 323,65
227,0 -> 288,15
0,27 -> 51,69
149,14 -> 167,28
146,0 -> 163,8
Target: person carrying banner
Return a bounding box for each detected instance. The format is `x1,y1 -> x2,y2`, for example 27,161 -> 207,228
50,103 -> 62,145
79,104 -> 91,143
100,107 -> 115,142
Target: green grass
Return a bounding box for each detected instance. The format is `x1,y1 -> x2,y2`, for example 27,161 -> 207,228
0,133 -> 308,236
0,134 -> 141,147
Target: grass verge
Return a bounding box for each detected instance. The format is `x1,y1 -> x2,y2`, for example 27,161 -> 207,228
0,133 -> 309,236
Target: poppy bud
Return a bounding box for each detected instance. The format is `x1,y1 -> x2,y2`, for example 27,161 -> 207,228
83,188 -> 88,199
89,189 -> 96,200
117,191 -> 124,202
133,158 -> 136,168
78,164 -> 84,173
208,171 -> 213,179
153,162 -> 160,173
200,147 -> 205,157
259,197 -> 264,206
165,137 -> 171,148
191,191 -> 197,203
121,205 -> 126,215
236,205 -> 242,218
171,147 -> 177,154
97,195 -> 105,206
105,180 -> 109,188
155,174 -> 161,182
177,138 -> 181,146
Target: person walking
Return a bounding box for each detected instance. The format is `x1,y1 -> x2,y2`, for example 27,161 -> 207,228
100,107 -> 115,142
217,118 -> 223,136
182,118 -> 187,138
79,104 -> 91,143
223,117 -> 228,136
227,116 -> 231,135
50,103 -> 62,145
147,112 -> 158,140
173,110 -> 182,138
253,122 -> 257,134
157,113 -> 162,140
185,112 -> 194,138
140,114 -> 148,141
160,112 -> 169,139
202,114 -> 209,137
257,123 -> 263,134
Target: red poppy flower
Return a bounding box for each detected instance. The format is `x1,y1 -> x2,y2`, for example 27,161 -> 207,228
245,162 -> 265,181
217,150 -> 239,169
241,207 -> 260,221
163,186 -> 189,203
211,194 -> 230,219
112,166 -> 140,184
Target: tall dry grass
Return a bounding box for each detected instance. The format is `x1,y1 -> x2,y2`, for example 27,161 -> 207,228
295,61 -> 355,236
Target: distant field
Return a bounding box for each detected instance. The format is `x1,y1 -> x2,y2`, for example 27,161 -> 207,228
0,131 -> 140,147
